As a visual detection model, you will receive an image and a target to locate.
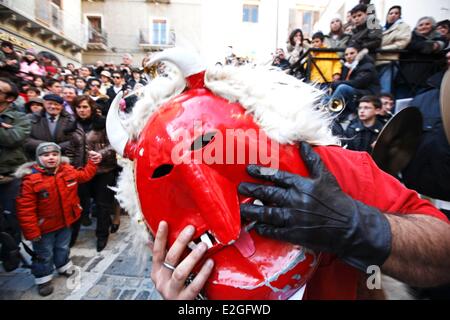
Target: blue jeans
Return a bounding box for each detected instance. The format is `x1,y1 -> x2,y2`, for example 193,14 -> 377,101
377,63 -> 399,94
32,227 -> 72,284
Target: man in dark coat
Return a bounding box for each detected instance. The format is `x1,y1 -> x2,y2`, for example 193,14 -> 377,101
402,71 -> 450,202
24,94 -> 76,160
0,78 -> 31,271
0,41 -> 20,85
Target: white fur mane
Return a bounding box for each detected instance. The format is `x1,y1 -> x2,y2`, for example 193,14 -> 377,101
205,65 -> 339,145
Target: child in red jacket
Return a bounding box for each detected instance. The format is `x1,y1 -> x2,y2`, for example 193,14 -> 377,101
16,142 -> 101,296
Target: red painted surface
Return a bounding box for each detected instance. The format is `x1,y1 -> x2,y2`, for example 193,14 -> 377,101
131,88 -> 319,299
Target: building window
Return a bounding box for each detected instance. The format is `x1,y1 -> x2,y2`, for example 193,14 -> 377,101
87,16 -> 103,43
152,19 -> 168,45
243,4 -> 258,23
302,11 -> 312,36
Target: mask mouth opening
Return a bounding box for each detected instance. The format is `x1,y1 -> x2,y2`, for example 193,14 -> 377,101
188,231 -> 218,250
186,198 -> 264,253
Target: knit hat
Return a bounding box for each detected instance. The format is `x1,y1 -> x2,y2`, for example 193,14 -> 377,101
25,48 -> 37,57
36,142 -> 61,167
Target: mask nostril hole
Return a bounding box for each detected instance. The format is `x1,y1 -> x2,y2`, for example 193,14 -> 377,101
151,164 -> 174,179
190,132 -> 217,151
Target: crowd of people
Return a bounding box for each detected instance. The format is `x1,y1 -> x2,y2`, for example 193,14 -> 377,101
271,1 -> 449,154
0,47 -> 154,295
0,0 -> 449,300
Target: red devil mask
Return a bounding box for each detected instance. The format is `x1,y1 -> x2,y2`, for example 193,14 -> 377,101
107,48 -> 320,299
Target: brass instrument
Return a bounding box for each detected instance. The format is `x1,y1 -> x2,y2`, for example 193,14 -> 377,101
328,98 -> 345,113
142,54 -> 159,80
318,98 -> 345,115
144,63 -> 159,79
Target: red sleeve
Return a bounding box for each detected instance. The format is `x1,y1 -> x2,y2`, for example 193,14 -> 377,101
315,146 -> 448,223
73,160 -> 97,184
16,176 -> 41,240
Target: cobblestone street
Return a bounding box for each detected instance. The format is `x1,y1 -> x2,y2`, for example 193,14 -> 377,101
0,216 -> 162,300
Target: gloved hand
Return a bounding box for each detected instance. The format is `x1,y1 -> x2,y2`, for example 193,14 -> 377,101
238,142 -> 392,271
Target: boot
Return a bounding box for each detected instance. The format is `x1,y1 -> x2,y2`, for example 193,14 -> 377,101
38,281 -> 54,297
96,237 -> 108,252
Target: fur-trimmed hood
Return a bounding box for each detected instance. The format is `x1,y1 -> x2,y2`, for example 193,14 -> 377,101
14,156 -> 71,179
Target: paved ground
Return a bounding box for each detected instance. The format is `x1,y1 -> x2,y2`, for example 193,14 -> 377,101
0,216 -> 162,300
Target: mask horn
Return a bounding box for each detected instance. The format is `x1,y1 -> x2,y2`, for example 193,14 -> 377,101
106,91 -> 137,159
145,47 -> 206,89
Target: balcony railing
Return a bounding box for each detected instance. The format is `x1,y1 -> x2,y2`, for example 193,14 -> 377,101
139,28 -> 176,48
86,26 -> 108,51
88,27 -> 107,45
0,0 -> 87,48
35,0 -> 63,32
294,47 -> 445,98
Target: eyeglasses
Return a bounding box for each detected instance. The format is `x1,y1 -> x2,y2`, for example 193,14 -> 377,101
113,76 -> 121,79
91,84 -> 100,87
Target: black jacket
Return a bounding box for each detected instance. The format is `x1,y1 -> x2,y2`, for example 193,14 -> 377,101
399,31 -> 448,90
402,71 -> 450,201
335,53 -> 380,95
344,118 -> 384,153
348,22 -> 382,53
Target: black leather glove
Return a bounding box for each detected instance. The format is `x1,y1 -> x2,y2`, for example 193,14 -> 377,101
238,142 -> 392,271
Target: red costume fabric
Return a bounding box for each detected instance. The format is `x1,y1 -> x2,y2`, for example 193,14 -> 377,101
304,146 -> 448,300
16,160 -> 97,240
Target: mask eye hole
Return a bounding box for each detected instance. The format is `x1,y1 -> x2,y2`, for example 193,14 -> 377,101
151,164 -> 174,179
190,132 -> 217,151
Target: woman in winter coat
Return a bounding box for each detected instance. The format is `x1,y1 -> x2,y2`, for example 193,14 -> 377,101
68,95 -> 118,252
286,28 -> 310,77
398,16 -> 449,98
376,6 -> 412,94
324,16 -> 351,55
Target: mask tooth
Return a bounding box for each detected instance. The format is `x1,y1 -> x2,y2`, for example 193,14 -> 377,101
188,241 -> 197,250
200,233 -> 213,249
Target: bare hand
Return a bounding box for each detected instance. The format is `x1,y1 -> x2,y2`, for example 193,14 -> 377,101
151,221 -> 214,300
0,122 -> 13,129
88,151 -> 102,164
432,42 -> 440,51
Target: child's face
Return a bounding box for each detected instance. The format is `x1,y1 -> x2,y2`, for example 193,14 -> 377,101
352,11 -> 367,27
312,38 -> 323,48
27,90 -> 38,99
358,102 -> 378,121
345,47 -> 358,63
39,152 -> 60,169
381,97 -> 394,115
30,103 -> 43,114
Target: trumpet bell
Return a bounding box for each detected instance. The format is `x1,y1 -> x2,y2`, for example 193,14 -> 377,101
329,98 -> 345,113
